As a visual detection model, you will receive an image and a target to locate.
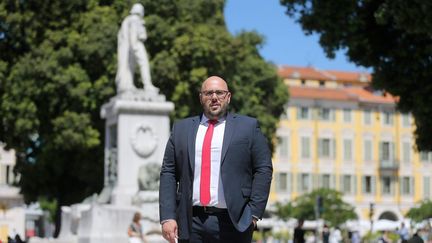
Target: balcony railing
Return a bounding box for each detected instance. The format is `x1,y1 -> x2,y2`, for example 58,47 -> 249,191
379,159 -> 399,173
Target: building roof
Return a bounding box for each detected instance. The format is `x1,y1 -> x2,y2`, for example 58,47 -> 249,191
289,86 -> 358,102
278,65 -> 372,83
289,86 -> 397,104
345,87 -> 397,104
278,66 -> 330,81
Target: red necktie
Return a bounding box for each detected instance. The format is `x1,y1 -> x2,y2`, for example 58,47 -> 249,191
200,120 -> 217,206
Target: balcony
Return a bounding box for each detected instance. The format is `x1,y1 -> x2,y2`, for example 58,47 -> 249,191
379,159 -> 399,175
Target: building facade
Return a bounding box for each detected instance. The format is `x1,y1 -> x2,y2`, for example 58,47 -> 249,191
0,143 -> 25,241
270,66 -> 432,222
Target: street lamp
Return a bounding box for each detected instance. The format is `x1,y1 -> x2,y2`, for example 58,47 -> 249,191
369,202 -> 375,232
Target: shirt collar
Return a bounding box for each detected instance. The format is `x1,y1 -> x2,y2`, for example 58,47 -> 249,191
200,114 -> 226,125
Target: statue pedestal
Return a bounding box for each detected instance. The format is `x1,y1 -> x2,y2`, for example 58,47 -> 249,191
100,90 -> 174,206
37,90 -> 173,243
77,204 -> 136,243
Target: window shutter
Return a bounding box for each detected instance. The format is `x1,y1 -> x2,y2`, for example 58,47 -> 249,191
410,177 -> 414,195
424,177 -> 430,199
399,177 -> 403,195
379,142 -> 383,161
331,175 -> 336,189
275,173 -> 281,191
353,175 -> 357,194
340,174 -> 344,192
287,173 -> 292,193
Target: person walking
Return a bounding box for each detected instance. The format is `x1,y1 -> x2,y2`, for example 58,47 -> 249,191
293,219 -> 305,243
159,76 -> 273,243
322,224 -> 330,243
398,222 -> 410,243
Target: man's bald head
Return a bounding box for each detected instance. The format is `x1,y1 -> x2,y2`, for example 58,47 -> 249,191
201,76 -> 228,92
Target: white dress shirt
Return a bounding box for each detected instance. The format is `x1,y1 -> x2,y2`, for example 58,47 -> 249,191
192,115 -> 226,208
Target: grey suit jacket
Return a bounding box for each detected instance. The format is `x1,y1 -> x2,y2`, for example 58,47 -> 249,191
159,113 -> 273,240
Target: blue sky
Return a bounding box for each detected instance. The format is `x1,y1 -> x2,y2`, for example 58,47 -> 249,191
224,0 -> 369,72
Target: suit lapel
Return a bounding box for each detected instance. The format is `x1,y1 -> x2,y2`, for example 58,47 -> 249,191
188,116 -> 200,171
221,113 -> 236,166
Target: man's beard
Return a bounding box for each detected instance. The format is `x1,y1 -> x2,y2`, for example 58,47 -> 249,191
206,104 -> 228,119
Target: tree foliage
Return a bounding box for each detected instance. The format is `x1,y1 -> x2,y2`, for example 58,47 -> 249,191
275,189 -> 357,227
0,0 -> 288,233
406,200 -> 432,222
280,0 -> 432,151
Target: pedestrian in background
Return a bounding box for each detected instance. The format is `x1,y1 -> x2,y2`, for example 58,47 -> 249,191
128,212 -> 148,243
293,219 -> 305,243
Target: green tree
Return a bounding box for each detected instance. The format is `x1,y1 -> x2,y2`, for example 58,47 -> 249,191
280,0 -> 432,151
275,189 -> 357,227
406,200 -> 432,222
0,0 -> 288,235
0,0 -> 125,235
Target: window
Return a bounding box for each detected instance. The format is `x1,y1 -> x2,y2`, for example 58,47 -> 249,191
278,136 -> 289,158
382,142 -> 390,161
300,173 -> 310,192
318,138 -> 335,159
280,106 -> 289,119
318,108 -> 334,121
275,173 -> 288,192
382,111 -> 394,125
300,136 -> 311,159
364,139 -> 373,161
401,176 -> 413,195
342,175 -> 353,194
321,174 -> 331,189
298,107 -> 310,120
343,108 -> 352,123
402,141 -> 411,164
420,152 -> 429,162
362,175 -> 375,194
343,139 -> 353,161
381,176 -> 392,195
420,151 -> 432,163
424,176 -> 430,199
364,109 -> 372,125
402,113 -> 410,127
380,141 -> 394,162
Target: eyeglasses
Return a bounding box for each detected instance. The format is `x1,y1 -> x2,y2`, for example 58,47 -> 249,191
201,90 -> 229,99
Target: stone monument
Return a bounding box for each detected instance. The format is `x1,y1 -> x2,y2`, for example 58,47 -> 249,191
30,4 -> 173,243
115,3 -> 158,94
93,2 -> 174,241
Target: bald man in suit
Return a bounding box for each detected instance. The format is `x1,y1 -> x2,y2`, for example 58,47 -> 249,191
159,76 -> 273,242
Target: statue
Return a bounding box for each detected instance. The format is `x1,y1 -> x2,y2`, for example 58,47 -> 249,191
115,3 -> 158,93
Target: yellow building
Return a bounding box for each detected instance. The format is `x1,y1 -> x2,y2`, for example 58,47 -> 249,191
270,66 -> 432,222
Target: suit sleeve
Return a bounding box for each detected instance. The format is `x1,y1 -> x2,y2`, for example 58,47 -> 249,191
249,120 -> 273,219
159,124 -> 177,222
